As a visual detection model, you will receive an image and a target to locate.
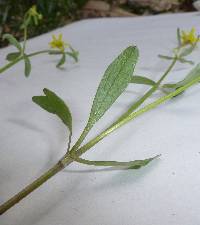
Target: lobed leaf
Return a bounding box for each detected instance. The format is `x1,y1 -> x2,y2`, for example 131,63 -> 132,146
88,46 -> 139,126
130,75 -> 156,86
3,34 -> 22,51
32,88 -> 72,132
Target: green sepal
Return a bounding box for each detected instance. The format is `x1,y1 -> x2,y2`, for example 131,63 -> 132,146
32,88 -> 72,132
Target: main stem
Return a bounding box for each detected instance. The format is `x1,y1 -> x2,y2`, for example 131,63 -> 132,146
0,50 -> 50,75
0,56 -> 184,215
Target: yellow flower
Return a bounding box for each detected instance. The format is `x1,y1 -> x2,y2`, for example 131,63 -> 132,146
49,34 -> 68,52
28,5 -> 42,20
181,27 -> 199,45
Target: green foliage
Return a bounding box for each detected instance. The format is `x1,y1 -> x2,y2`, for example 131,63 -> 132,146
32,88 -> 72,133
56,53 -> 66,68
2,34 -> 22,51
71,154 -> 160,169
131,75 -> 156,86
6,52 -> 21,61
88,46 -> 139,127
0,0 -> 88,47
163,63 -> 200,90
24,55 -> 31,77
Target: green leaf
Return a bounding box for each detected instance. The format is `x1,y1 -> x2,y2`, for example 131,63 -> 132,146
71,154 -> 160,169
162,63 -> 200,90
56,53 -> 66,68
66,51 -> 79,63
158,55 -> 174,60
178,58 -> 194,65
24,55 -> 31,77
130,75 -> 156,86
6,52 -> 21,61
3,34 -> 22,51
67,46 -> 79,62
32,88 -> 72,132
177,28 -> 181,47
88,46 -> 139,126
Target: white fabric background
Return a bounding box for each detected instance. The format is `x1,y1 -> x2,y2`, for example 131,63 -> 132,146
0,12 -> 200,225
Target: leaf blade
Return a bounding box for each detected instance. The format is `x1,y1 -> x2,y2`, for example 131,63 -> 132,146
72,155 -> 160,169
56,53 -> 66,68
130,75 -> 156,86
163,63 -> 200,90
88,46 -> 139,126
24,55 -> 31,77
3,34 -> 22,51
32,88 -> 72,132
6,52 -> 21,61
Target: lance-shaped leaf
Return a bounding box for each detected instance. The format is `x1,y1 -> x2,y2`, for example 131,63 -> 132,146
32,88 -> 72,133
71,154 -> 160,169
178,58 -> 194,65
88,46 -> 139,127
177,28 -> 181,47
163,63 -> 200,89
6,52 -> 21,61
3,34 -> 22,52
130,75 -> 156,86
56,53 -> 66,68
158,55 -> 174,60
24,55 -> 31,77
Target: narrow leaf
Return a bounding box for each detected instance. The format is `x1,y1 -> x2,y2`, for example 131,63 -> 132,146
3,34 -> 22,51
88,46 -> 139,126
163,63 -> 200,90
72,155 -> 160,169
130,75 -> 156,86
56,53 -> 66,68
178,58 -> 194,65
24,55 -> 31,77
158,54 -> 174,60
177,28 -> 181,47
6,52 -> 21,61
32,88 -> 72,132
66,51 -> 79,62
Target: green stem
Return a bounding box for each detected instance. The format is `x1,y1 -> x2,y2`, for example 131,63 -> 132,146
0,56 -> 23,73
0,50 -> 49,75
66,57 -> 178,158
112,57 -> 177,125
22,27 -> 27,54
0,161 -> 66,215
72,74 -> 200,158
1,66 -> 199,215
